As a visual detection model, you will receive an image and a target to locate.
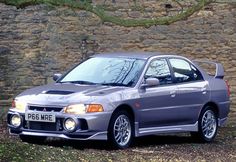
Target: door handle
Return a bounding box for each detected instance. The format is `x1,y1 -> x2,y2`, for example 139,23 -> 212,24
170,90 -> 176,97
201,87 -> 207,94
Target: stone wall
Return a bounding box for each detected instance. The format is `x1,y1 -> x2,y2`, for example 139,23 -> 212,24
0,2 -> 236,122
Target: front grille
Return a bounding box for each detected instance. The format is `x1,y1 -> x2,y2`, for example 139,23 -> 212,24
28,106 -> 63,112
26,119 -> 64,131
29,121 -> 57,131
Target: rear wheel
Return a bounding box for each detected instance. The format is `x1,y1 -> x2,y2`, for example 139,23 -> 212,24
191,106 -> 218,142
19,135 -> 47,144
108,111 -> 133,149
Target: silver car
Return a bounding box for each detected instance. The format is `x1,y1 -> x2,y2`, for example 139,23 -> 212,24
7,52 -> 230,149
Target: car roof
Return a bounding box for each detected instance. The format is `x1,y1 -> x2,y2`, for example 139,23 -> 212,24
92,52 -> 186,60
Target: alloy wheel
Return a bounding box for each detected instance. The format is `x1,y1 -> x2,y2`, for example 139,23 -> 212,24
113,114 -> 131,147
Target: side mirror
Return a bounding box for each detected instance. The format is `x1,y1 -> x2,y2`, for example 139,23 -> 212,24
53,73 -> 62,81
141,78 -> 160,88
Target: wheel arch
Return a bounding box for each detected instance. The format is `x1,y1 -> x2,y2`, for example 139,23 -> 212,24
111,104 -> 135,121
107,104 -> 135,131
200,102 -> 219,118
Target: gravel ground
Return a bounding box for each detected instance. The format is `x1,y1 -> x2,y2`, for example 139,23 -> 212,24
0,124 -> 235,162
0,106 -> 236,162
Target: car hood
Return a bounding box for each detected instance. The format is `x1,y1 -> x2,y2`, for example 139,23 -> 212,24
16,83 -> 130,106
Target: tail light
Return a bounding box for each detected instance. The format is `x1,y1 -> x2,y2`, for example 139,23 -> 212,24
225,80 -> 230,97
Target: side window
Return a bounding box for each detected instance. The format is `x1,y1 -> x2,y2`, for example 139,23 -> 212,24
169,58 -> 203,83
145,59 -> 172,85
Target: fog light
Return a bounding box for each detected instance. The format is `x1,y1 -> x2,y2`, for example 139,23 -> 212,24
64,118 -> 77,132
10,114 -> 21,127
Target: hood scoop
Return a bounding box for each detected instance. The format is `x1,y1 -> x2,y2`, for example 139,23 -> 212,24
43,90 -> 75,95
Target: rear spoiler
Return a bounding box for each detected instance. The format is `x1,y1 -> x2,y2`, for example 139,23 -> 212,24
193,60 -> 224,79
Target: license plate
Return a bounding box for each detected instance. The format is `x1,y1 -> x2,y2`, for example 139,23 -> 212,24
25,112 -> 56,123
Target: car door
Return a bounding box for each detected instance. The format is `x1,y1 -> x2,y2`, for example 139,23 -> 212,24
168,58 -> 210,125
138,58 -> 179,128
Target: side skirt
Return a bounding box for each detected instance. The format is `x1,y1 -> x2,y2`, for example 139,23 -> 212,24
135,122 -> 198,137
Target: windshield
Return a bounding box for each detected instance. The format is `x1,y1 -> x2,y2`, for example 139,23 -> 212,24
59,57 -> 145,87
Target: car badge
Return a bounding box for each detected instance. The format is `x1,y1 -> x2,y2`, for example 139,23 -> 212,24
43,108 -> 47,112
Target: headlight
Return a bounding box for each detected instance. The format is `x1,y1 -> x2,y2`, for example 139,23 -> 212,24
63,104 -> 104,115
10,114 -> 22,127
63,104 -> 87,115
11,100 -> 27,112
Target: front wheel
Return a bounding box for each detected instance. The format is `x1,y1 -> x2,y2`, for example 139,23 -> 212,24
108,111 -> 133,149
191,107 -> 218,142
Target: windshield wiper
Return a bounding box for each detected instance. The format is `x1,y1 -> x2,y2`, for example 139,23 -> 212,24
60,80 -> 97,85
100,83 -> 128,87
60,81 -> 129,87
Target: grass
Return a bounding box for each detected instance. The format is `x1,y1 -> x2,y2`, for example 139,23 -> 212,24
0,128 -> 235,162
0,141 -> 81,162
0,0 -> 215,27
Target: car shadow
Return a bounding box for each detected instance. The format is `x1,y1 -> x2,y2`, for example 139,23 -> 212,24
133,134 -> 197,148
40,133 -> 205,150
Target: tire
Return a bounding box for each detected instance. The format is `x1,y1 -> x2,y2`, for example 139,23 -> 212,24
108,110 -> 134,149
191,106 -> 218,142
19,135 -> 47,144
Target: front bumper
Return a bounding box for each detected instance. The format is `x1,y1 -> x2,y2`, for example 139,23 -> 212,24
7,110 -> 112,140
